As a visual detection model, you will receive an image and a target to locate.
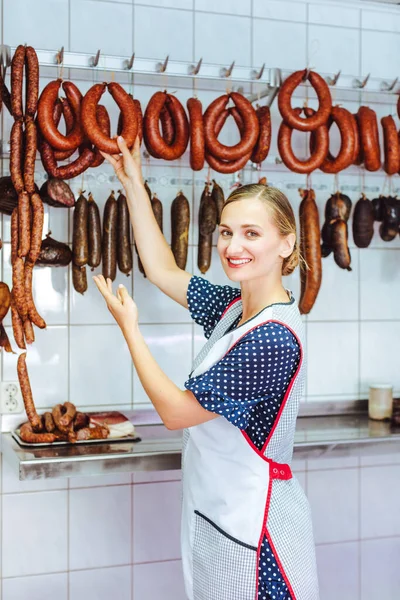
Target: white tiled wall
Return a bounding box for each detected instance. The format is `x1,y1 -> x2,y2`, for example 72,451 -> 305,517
1,0 -> 400,598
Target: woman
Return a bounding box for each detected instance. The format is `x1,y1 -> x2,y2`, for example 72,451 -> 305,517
94,136 -> 319,600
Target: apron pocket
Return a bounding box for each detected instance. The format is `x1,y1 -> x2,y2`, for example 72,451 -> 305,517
193,510 -> 257,600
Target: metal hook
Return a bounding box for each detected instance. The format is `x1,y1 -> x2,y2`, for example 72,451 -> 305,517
380,76 -> 398,92
55,46 -> 64,66
124,53 -> 135,70
250,63 -> 265,81
325,70 -> 341,86
302,67 -> 312,82
156,55 -> 169,73
0,44 -> 11,81
352,73 -> 370,89
90,49 -> 101,68
188,57 -> 203,76
220,61 -> 235,78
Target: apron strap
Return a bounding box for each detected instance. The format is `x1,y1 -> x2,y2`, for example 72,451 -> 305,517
190,299 -> 243,376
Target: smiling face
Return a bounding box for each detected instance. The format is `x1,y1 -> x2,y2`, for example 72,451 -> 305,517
217,196 -> 291,282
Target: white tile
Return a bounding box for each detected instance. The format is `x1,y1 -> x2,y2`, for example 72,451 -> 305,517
253,0 -> 306,21
3,0 -> 69,50
308,251 -> 359,321
69,566 -> 131,600
133,480 -> 182,562
360,451 -> 400,467
134,560 -> 186,599
135,251 -> 193,325
316,542 -> 359,600
307,455 -> 359,471
2,452 -> 67,494
362,8 -> 400,33
71,0 -> 133,56
138,0 -> 192,7
309,3 -> 360,28
361,464 -> 400,538
133,324 -> 193,405
69,472 -> 132,488
360,250 -> 400,320
361,538 -> 400,600
254,20 -> 307,71
3,573 -> 68,600
196,0 -> 250,16
307,322 -> 359,397
308,25 -> 359,76
2,491 -> 68,577
307,468 -> 359,543
69,485 -> 132,569
134,6 -> 193,62
360,322 -> 400,395
133,469 -> 181,483
3,326 -> 69,410
70,325 -> 132,407
70,263 -> 133,325
362,30 -> 400,80
195,13 -> 251,67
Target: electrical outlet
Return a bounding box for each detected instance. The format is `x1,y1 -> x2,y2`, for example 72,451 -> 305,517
0,382 -> 24,414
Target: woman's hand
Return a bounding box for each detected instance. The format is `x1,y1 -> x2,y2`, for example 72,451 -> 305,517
93,275 -> 138,333
100,135 -> 144,191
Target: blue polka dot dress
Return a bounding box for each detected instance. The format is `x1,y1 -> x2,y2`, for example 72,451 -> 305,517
185,276 -> 300,599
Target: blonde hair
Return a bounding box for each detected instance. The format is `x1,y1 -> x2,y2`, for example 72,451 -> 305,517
223,184 -> 301,276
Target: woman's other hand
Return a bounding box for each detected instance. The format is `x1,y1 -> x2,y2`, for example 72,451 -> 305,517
93,275 -> 138,332
100,135 -> 143,191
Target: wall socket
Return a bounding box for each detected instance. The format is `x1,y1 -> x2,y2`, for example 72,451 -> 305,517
0,382 -> 24,414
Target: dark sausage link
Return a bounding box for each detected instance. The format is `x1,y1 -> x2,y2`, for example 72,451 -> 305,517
250,106 -> 272,164
72,264 -> 88,295
87,193 -> 102,269
72,193 -> 89,267
187,97 -> 205,171
102,191 -> 118,281
117,191 -> 133,275
53,98 -> 76,161
25,46 -> 39,119
298,188 -> 322,314
357,106 -> 381,172
171,192 -> 190,270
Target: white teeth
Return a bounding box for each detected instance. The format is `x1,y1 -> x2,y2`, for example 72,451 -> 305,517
228,258 -> 251,265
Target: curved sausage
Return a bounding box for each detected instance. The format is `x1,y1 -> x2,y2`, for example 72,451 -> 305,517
357,106 -> 381,172
298,188 -> 322,314
40,138 -> 95,180
331,219 -> 351,270
17,352 -> 42,431
24,263 -> 46,329
91,105 -> 111,167
211,179 -> 225,224
72,193 -> 88,267
187,97 -> 205,171
24,46 -> 39,119
23,319 -> 35,345
20,422 -> 56,444
117,191 -> 133,275
278,69 -> 332,131
350,113 -> 362,165
81,83 -> 138,153
250,106 -> 272,164
198,233 -> 212,274
278,107 -> 329,174
37,80 -> 84,151
23,119 -> 38,194
44,412 -> 56,433
381,115 -> 399,175
143,91 -> 189,160
87,193 -> 102,269
102,192 -> 118,281
160,103 -> 175,145
309,106 -> 355,173
59,402 -> 77,428
10,120 -> 24,194
117,97 -> 143,144
18,191 -> 31,258
199,183 -> 217,236
171,191 -> 190,270
11,45 -> 25,121
53,98 -> 76,161
204,92 -> 259,161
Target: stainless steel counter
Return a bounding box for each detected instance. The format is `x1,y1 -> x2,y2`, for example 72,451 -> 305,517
2,403 -> 400,481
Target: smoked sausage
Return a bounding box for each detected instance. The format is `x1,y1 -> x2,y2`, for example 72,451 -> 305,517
23,119 -> 38,194
11,45 -> 25,121
72,193 -> 88,267
87,193 -> 102,269
143,92 -> 189,160
250,105 -> 272,164
171,191 -> 190,270
24,46 -> 39,119
381,115 -> 399,175
308,106 -> 355,173
187,97 -> 205,171
17,352 -> 42,431
10,120 -> 24,194
352,194 -> 374,248
117,191 -> 133,275
298,188 -> 322,314
102,192 -> 118,281
357,107 -> 381,172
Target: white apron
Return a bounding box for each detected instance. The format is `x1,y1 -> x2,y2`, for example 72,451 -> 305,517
181,296 -> 319,600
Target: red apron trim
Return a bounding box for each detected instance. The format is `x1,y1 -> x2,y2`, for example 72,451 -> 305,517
255,476 -> 273,599
264,523 -> 297,600
220,295 -> 241,320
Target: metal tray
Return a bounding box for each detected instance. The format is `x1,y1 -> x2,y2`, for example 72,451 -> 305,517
12,429 -> 141,448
